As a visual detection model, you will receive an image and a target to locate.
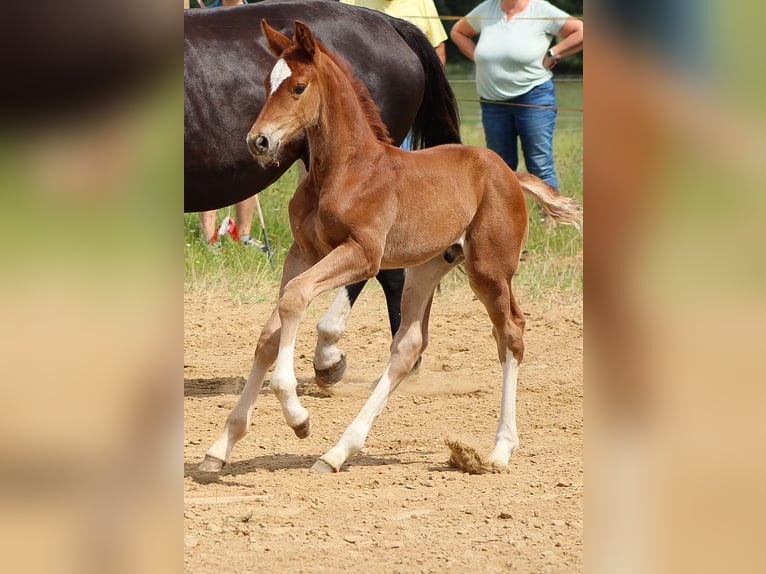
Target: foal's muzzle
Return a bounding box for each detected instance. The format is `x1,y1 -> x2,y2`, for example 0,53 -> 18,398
246,131 -> 281,166
246,133 -> 270,156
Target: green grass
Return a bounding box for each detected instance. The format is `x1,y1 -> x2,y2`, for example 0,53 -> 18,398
184,166 -> 301,303
448,78 -> 583,300
184,78 -> 583,303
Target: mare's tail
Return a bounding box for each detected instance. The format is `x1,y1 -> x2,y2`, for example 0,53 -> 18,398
517,173 -> 583,229
389,18 -> 462,148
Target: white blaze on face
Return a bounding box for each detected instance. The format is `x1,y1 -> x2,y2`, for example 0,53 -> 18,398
269,58 -> 292,95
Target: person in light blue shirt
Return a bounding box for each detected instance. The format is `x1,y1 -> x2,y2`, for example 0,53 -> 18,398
451,0 -> 582,190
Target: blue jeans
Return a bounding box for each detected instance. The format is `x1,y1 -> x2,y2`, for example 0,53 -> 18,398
480,80 -> 559,190
400,129 -> 413,151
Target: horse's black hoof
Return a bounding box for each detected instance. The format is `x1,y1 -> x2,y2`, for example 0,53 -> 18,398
292,418 -> 311,439
411,356 -> 423,373
315,354 -> 347,388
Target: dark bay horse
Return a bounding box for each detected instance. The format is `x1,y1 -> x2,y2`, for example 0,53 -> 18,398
199,20 -> 582,473
184,0 -> 460,385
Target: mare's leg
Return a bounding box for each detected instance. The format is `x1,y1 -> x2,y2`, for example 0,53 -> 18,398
465,258 -> 526,467
198,246 -> 310,471
313,281 -> 366,387
312,254 -> 459,473
271,243 -> 378,435
377,268 -> 405,336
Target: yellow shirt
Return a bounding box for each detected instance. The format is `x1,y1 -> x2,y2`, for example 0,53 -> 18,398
341,0 -> 448,48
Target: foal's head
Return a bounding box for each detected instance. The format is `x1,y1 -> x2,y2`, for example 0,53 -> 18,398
245,20 -> 323,165
246,20 -> 391,166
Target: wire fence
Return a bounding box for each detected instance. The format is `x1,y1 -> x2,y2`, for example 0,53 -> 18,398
449,77 -> 583,114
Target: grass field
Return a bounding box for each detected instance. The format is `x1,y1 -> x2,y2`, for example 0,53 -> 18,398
184,78 -> 582,303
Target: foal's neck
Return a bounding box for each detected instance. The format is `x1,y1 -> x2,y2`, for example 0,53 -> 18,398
306,55 -> 381,176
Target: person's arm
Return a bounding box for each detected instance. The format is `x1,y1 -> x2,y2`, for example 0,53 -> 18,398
544,17 -> 583,68
450,18 -> 479,61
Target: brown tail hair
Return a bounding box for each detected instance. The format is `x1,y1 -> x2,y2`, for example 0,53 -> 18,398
516,173 -> 583,230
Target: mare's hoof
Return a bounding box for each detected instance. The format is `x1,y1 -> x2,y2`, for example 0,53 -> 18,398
310,459 -> 337,474
198,455 -> 226,473
314,354 -> 346,388
292,418 -> 311,439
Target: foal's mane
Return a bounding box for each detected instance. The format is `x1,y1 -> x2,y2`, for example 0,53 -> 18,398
321,46 -> 393,145
285,39 -> 393,145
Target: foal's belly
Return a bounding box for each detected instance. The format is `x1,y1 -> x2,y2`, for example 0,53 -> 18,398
380,222 -> 468,269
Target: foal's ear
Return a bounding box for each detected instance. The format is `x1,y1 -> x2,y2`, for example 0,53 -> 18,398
294,21 -> 317,59
260,19 -> 291,56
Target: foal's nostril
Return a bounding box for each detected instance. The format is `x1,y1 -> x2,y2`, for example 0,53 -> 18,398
255,135 -> 269,153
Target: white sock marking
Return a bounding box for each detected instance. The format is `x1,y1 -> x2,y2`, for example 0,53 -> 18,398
488,351 -> 520,466
271,342 -> 308,427
320,367 -> 394,469
315,289 -> 352,370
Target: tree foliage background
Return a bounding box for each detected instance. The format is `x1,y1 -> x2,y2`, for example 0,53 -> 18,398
435,0 -> 583,75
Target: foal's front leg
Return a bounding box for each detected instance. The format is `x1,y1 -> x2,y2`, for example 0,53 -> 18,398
198,247 -> 311,471
313,284 -> 359,387
271,243 -> 379,435
314,269 -> 407,387
199,306 -> 281,472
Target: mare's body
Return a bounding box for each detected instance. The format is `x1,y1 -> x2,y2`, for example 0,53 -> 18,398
199,21 -> 581,473
184,0 -> 458,211
184,0 -> 461,384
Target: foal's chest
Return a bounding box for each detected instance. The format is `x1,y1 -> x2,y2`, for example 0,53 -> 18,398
288,195 -> 349,257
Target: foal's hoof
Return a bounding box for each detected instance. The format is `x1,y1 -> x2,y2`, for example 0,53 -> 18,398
411,356 -> 423,373
198,455 -> 226,473
292,418 -> 311,439
310,459 -> 337,474
314,354 -> 346,388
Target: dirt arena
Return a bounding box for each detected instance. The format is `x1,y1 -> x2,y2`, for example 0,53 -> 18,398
184,283 -> 582,573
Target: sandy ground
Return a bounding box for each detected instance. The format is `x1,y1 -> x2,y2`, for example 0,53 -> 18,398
184,283 -> 583,573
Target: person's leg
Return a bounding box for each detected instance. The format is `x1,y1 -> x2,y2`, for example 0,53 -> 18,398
199,210 -> 217,243
480,100 -> 518,170
235,195 -> 257,241
515,80 -> 559,190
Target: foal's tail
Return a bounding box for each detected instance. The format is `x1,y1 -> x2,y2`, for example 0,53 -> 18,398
517,173 -> 583,230
389,18 -> 462,148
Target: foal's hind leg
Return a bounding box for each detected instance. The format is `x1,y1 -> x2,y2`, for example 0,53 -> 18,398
379,268 -> 424,371
466,266 -> 526,467
488,289 -> 526,466
312,254 -> 458,472
375,268 -> 425,371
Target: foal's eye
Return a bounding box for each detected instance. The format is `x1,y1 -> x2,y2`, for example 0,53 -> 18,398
294,84 -> 306,95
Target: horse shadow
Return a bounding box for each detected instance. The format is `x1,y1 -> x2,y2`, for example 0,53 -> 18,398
183,376 -> 333,399
184,452 -> 427,485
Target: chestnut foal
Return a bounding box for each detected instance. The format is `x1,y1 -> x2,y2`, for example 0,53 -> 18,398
200,20 -> 581,473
